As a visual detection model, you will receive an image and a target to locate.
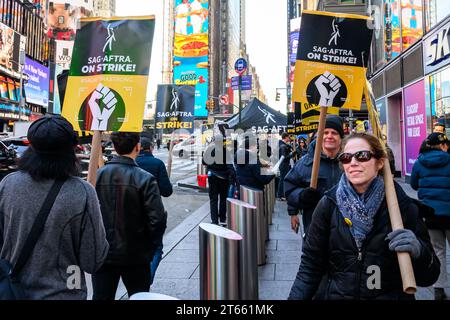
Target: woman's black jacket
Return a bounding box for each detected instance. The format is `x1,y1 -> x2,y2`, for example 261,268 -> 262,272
288,182 -> 440,300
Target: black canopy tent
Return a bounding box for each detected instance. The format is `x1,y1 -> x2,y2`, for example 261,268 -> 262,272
222,98 -> 288,133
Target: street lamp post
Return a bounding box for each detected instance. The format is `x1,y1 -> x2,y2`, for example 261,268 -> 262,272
18,50 -> 26,122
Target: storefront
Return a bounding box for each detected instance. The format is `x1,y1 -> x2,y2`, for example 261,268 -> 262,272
423,17 -> 450,137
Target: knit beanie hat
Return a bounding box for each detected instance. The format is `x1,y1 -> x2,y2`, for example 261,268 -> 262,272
325,115 -> 344,138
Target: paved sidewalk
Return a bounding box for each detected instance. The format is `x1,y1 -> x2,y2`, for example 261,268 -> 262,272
149,199 -> 301,300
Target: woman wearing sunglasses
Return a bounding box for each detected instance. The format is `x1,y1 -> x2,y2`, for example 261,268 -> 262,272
289,133 -> 439,300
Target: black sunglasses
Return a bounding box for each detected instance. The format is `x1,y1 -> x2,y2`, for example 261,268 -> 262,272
338,150 -> 376,164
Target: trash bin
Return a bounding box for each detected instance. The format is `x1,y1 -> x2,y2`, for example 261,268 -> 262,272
227,198 -> 258,300
199,223 -> 242,300
239,185 -> 266,265
197,174 -> 208,188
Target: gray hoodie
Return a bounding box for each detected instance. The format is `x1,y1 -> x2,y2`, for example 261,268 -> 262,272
0,171 -> 109,300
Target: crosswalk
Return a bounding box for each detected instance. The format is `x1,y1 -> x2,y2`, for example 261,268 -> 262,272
78,150 -> 199,180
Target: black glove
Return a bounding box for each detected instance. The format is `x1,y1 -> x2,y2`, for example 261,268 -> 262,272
299,187 -> 322,209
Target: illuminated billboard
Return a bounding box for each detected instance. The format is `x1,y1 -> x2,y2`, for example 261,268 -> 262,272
173,0 -> 209,117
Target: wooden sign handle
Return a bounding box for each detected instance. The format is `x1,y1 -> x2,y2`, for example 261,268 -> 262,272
87,130 -> 102,187
383,159 -> 417,294
310,107 -> 327,188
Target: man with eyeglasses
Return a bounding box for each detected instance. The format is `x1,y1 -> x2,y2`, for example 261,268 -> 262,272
284,115 -> 344,237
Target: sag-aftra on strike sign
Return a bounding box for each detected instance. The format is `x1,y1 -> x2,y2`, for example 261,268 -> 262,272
292,10 -> 373,113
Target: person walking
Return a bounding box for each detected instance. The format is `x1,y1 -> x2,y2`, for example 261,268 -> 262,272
288,133 -> 440,300
93,132 -> 167,300
0,115 -> 109,299
202,136 -> 235,225
156,137 -> 161,150
284,115 -> 344,236
234,135 -> 274,192
411,132 -> 450,300
277,133 -> 294,200
136,137 -> 172,287
137,137 -> 173,198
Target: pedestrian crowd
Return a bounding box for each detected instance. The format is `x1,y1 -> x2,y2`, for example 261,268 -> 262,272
0,113 -> 449,300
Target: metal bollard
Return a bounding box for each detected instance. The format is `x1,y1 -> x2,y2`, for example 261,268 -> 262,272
240,185 -> 266,265
268,179 -> 275,225
227,198 -> 258,300
263,184 -> 270,241
199,223 -> 242,300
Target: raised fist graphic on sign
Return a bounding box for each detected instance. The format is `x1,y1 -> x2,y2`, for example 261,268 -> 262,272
315,71 -> 341,107
88,83 -> 118,131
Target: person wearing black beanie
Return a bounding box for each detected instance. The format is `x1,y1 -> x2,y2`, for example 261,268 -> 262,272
284,114 -> 344,237
325,115 -> 344,138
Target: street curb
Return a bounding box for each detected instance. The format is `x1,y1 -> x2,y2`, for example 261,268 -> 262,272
161,201 -> 210,259
177,175 -> 208,192
177,181 -> 208,192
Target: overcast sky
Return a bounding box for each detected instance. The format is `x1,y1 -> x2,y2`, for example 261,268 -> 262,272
115,0 -> 288,113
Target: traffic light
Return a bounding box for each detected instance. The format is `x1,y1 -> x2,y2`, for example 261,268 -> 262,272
275,91 -> 281,101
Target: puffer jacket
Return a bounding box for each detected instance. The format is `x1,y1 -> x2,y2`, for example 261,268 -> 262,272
288,182 -> 440,300
95,156 -> 167,266
284,140 -> 342,216
410,149 -> 450,230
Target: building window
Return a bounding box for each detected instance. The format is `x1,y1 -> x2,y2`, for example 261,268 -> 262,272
429,66 -> 450,135
424,0 -> 450,32
384,0 -> 402,62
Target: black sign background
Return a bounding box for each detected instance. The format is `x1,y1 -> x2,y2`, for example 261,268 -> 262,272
155,84 -> 195,133
296,12 -> 373,68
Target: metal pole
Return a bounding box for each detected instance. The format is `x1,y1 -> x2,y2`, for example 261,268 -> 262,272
349,109 -> 354,132
238,74 -> 242,127
240,185 -> 266,265
227,198 -> 258,300
199,223 -> 242,300
18,50 -> 25,121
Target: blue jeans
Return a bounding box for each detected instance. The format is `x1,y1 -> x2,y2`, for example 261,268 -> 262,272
150,244 -> 164,285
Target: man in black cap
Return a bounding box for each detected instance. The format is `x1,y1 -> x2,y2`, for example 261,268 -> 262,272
284,115 -> 344,237
136,137 -> 173,198
433,119 -> 446,134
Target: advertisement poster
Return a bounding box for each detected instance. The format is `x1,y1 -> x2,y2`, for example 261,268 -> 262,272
23,57 -> 49,107
0,22 -> 26,78
400,0 -> 423,50
289,17 -> 301,109
155,84 -> 195,132
292,11 -> 373,114
404,80 -> 427,175
43,0 -> 94,41
173,0 -> 209,117
62,16 -> 155,132
55,40 -> 74,70
384,0 -> 401,60
48,62 -> 64,114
